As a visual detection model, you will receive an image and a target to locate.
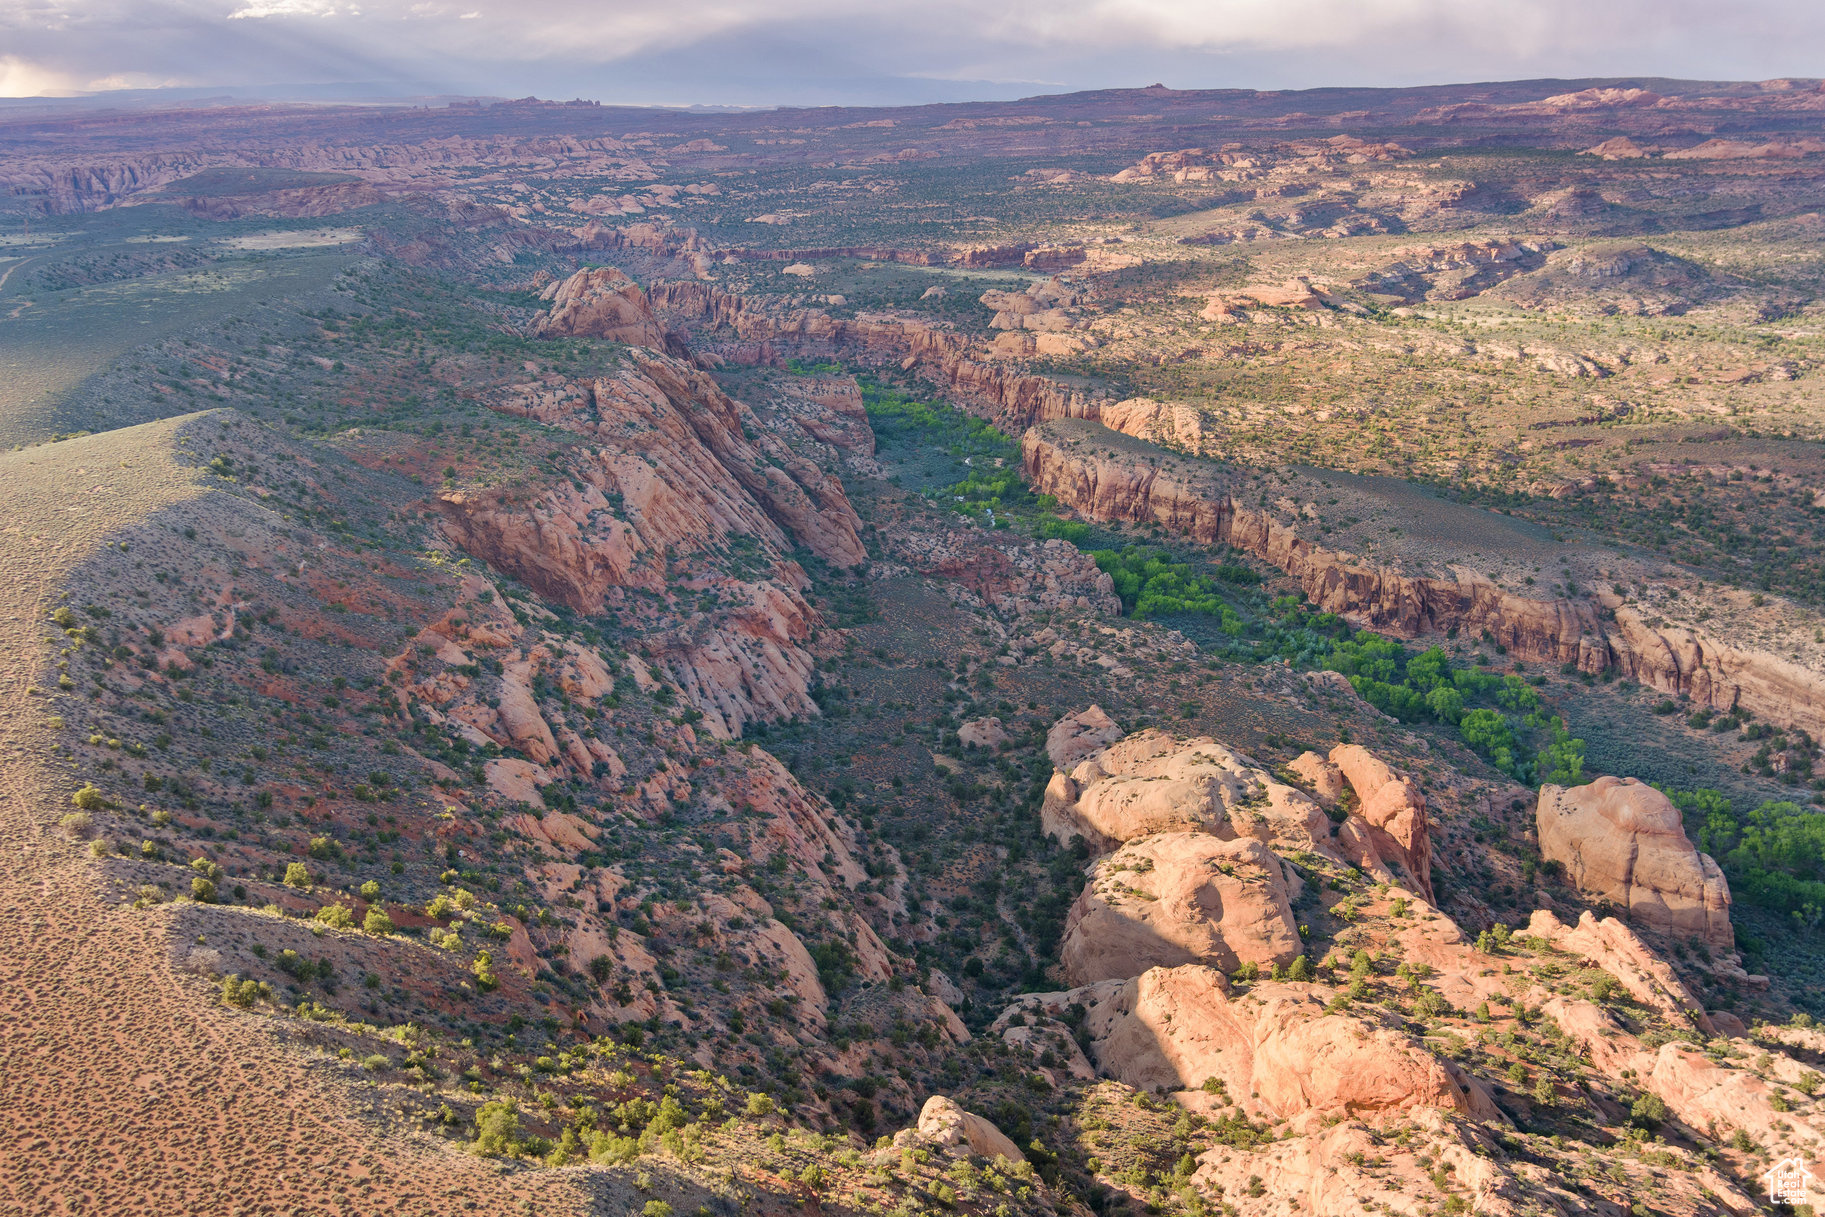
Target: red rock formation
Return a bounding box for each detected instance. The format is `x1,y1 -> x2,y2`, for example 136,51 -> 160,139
533,266 -> 669,347
890,531 -> 1119,618
1022,425 -> 1825,735
1536,777 -> 1733,949
1085,966 -> 1472,1122
177,182 -> 386,220
905,1097 -> 1025,1161
1046,705 -> 1124,770
1061,832 -> 1302,984
435,347 -> 863,736
1329,745 -> 1434,902
645,281 -> 1102,431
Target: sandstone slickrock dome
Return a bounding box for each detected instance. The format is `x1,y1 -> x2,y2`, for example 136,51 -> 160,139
994,714 -> 1815,1214
1536,776 -> 1734,948
1061,832 -> 1302,984
1072,965 -> 1475,1121
532,265 -> 670,347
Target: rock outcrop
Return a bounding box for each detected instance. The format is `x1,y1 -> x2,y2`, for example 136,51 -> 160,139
1535,777 -> 1733,948
646,280 -> 1104,432
1525,909 -> 1715,1033
1061,833 -> 1301,985
1329,744 -> 1433,901
888,533 -> 1120,619
533,266 -> 669,347
1041,729 -> 1332,856
1285,750 -> 1346,805
1045,705 -> 1124,770
1192,1110 -> 1548,1217
957,717 -> 1011,749
1022,421 -> 1825,736
435,347 -> 863,737
904,1096 -> 1024,1161
1082,966 -> 1472,1122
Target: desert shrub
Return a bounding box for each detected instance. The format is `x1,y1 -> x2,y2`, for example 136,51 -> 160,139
473,950 -> 499,992
219,974 -> 270,1007
590,1132 -> 641,1165
316,903 -> 355,930
643,1203 -> 673,1217
746,1092 -> 776,1117
60,811 -> 95,839
283,862 -> 311,889
175,947 -> 221,977
191,877 -> 217,903
359,880 -> 381,901
473,1099 -> 524,1156
363,907 -> 394,935
1412,987 -> 1450,1019
70,785 -> 109,813
1627,1094 -> 1671,1131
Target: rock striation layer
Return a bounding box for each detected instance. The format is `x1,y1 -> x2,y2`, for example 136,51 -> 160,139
1021,421 -> 1825,735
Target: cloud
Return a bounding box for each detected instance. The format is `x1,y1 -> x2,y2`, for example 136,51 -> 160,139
228,0 -> 354,17
1,0 -> 1823,104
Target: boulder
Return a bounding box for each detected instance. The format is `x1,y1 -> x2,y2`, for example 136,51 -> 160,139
1062,832 -> 1301,985
1535,777 -> 1732,948
911,1096 -> 1024,1161
958,716 -> 1011,750
1046,705 -> 1122,769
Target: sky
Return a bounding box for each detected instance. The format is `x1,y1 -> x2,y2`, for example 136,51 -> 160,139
2,0 -> 1823,107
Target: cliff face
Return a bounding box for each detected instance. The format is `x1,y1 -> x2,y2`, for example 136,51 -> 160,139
436,348 -> 864,737
645,280 -> 1101,431
1022,425 -> 1825,735
532,266 -> 669,347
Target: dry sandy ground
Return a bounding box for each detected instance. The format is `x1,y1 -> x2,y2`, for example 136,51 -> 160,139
0,414 -> 590,1215
223,229 -> 363,251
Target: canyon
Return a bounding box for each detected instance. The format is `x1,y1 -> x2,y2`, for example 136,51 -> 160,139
4,73 -> 1825,1217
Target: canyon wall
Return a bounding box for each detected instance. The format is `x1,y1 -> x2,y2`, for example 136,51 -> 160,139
645,280 -> 1102,431
540,261 -> 1825,737
1022,425 -> 1825,736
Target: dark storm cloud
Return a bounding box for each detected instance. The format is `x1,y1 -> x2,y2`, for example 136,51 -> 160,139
2,0 -> 1822,102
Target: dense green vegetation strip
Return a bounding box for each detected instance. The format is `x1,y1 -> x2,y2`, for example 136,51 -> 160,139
1667,788 -> 1825,927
